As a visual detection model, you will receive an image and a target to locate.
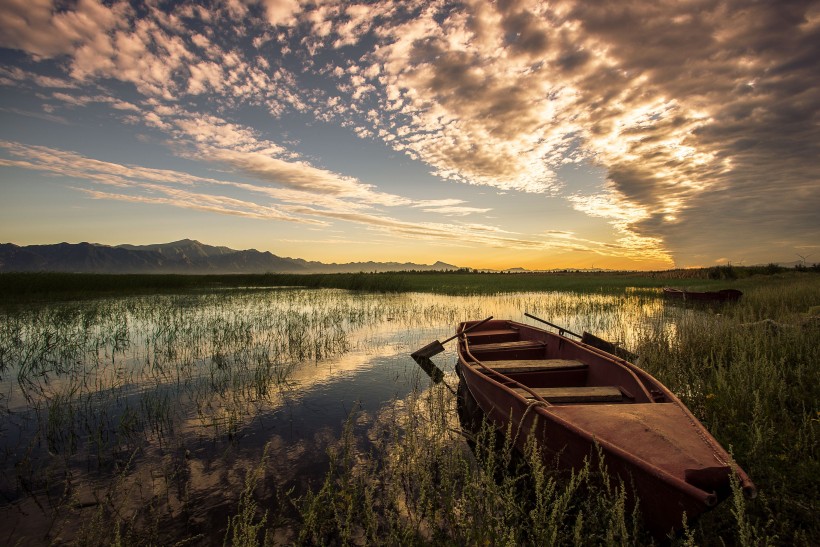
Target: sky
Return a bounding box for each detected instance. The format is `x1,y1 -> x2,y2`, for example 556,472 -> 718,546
1,0 -> 818,271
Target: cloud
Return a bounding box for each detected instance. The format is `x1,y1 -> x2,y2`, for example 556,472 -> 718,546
0,106 -> 69,124
560,0 -> 820,265
258,0 -> 303,27
337,1 -> 586,192
209,148 -> 414,207
295,0 -> 817,265
0,140 -> 509,249
0,0 -> 127,58
411,199 -> 492,216
134,107 -> 417,208
0,138 -> 667,261
1,0 -> 296,111
77,185 -> 321,224
0,140 -> 230,187
0,66 -> 78,89
2,0 -> 818,266
212,149 -> 365,194
278,203 -> 544,249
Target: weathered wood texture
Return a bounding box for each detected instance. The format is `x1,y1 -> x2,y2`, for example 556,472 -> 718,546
480,359 -> 586,374
467,340 -> 546,352
512,385 -> 623,403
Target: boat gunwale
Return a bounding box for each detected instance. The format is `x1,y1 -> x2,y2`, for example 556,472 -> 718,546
458,342 -> 721,508
460,319 -> 755,495
455,319 -> 759,505
460,320 -> 656,401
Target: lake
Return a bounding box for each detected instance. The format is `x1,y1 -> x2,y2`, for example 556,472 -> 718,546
0,287 -> 677,544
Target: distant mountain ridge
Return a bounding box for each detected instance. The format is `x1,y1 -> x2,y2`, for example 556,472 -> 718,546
0,240 -> 460,274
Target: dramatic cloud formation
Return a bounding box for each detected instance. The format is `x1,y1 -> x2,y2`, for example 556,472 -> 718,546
1,0 -> 818,268
0,140 -> 523,249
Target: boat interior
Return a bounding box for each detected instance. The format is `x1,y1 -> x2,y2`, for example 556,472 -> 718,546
460,320 -> 668,405
455,320 -> 757,506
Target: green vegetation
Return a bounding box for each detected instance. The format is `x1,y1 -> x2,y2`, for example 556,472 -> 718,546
632,277 -> 820,545
2,264 -> 817,300
394,268 -> 786,294
0,271 -> 412,300
0,274 -> 816,545
292,396 -> 652,546
285,277 -> 818,546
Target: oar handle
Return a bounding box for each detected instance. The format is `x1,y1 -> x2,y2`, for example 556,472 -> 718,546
440,316 -> 494,344
524,313 -> 582,339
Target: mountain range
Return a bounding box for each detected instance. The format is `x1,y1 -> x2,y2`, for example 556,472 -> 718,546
0,240 -> 460,274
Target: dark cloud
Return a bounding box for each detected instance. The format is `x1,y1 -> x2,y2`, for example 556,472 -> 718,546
1,0 -> 817,266
559,0 -> 820,265
500,9 -> 550,56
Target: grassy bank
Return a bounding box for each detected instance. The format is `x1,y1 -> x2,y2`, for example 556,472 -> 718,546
0,273 -> 816,544
631,278 -> 820,544
265,276 -> 819,545
2,265 -> 816,301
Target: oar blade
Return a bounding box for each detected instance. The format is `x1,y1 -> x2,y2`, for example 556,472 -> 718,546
411,316 -> 493,359
581,331 -> 638,361
411,340 -> 445,359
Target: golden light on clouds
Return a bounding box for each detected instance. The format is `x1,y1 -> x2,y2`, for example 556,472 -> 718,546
1,0 -> 818,269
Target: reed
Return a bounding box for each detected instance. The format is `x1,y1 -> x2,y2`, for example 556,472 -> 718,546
290,390 -> 651,545
0,275 -> 816,544
631,277 -> 819,545
225,444 -> 273,547
285,276 -> 818,545
3,267 -> 816,300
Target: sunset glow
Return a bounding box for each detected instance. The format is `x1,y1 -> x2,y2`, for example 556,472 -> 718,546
2,1 -> 818,270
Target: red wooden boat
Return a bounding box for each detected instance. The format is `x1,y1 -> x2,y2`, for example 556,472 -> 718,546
456,318 -> 755,538
663,287 -> 743,302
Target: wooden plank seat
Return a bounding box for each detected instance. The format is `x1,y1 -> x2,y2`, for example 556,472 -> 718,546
480,359 -> 586,374
512,386 -> 623,403
465,328 -> 520,343
467,340 -> 546,353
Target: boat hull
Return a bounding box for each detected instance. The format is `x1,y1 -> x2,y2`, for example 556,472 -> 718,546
456,319 -> 754,538
663,288 -> 743,302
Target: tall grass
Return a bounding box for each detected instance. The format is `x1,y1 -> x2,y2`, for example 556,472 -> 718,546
290,390 -> 650,546
260,276 -> 817,545
3,268 -> 815,300
631,277 -> 819,545
0,274 -> 816,545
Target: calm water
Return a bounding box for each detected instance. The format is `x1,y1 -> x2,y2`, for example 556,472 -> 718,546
0,288 -> 670,544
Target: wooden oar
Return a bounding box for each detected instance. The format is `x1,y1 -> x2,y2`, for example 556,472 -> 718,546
411,316 -> 493,359
525,312 -> 637,361
524,313 -> 581,338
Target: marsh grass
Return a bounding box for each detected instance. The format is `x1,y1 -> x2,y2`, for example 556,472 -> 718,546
0,274 -> 817,545
632,277 -> 819,545
4,268 -> 813,301
224,444 -> 274,547
273,276 -> 817,546
288,388 -> 650,546
0,289 -> 376,544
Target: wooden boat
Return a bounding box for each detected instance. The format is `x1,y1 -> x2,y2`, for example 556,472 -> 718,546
455,318 -> 756,538
663,287 -> 743,302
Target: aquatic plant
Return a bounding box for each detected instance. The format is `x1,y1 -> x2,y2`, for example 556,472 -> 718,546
0,274 -> 816,544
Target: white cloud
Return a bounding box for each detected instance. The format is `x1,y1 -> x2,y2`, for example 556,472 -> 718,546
78,185 -> 323,224
2,0 -> 817,266
0,140 -> 500,249
258,0 -> 303,27
0,0 -> 127,58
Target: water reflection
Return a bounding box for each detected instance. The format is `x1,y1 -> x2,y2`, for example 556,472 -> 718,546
0,288 -> 674,544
